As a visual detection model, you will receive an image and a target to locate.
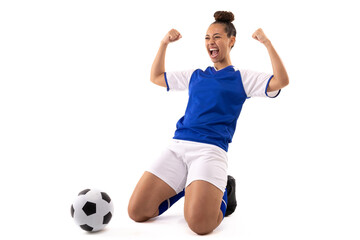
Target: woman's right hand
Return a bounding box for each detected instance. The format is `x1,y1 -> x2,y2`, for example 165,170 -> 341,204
161,29 -> 182,45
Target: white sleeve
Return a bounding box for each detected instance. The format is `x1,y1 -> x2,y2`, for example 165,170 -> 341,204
164,69 -> 195,91
240,69 -> 281,98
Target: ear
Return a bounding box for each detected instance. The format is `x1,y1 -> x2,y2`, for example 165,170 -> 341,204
229,36 -> 236,48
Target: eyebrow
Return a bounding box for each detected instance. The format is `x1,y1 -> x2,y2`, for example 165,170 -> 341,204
205,33 -> 221,37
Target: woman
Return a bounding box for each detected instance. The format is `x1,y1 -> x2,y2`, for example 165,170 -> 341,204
128,11 -> 289,235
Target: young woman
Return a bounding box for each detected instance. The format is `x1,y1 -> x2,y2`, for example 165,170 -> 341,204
128,11 -> 289,235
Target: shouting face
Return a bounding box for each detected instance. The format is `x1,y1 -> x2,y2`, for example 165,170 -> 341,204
205,23 -> 235,69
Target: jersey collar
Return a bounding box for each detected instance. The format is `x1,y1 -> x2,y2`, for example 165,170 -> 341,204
211,65 -> 234,74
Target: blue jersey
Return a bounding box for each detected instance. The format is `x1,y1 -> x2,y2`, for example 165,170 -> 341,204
164,65 -> 280,152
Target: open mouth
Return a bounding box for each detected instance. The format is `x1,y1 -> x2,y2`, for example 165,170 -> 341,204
210,48 -> 219,58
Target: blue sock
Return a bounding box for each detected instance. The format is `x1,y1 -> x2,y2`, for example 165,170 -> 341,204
158,189 -> 185,216
220,188 -> 228,219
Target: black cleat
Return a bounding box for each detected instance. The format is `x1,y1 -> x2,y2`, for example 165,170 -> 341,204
225,175 -> 237,217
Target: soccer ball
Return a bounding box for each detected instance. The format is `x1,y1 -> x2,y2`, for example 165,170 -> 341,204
71,189 -> 114,232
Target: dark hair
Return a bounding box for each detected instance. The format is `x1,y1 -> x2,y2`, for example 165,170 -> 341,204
213,11 -> 237,38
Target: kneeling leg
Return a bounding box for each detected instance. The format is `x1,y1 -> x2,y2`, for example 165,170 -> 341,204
184,180 -> 225,235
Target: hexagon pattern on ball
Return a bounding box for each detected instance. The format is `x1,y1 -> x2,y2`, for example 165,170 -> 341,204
71,189 -> 114,232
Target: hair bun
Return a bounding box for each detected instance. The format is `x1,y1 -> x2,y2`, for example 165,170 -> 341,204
214,11 -> 234,23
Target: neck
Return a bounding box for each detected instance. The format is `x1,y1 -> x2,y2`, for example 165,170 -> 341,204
214,57 -> 232,71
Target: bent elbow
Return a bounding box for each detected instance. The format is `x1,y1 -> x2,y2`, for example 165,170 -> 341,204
279,77 -> 289,89
284,77 -> 290,87
150,73 -> 167,88
282,79 -> 289,88
150,74 -> 157,84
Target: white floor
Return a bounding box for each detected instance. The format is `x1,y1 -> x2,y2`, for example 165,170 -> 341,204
68,199 -> 238,240
4,174 -> 359,240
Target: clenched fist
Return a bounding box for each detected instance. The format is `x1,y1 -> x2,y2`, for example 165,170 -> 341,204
252,28 -> 270,45
162,29 -> 182,45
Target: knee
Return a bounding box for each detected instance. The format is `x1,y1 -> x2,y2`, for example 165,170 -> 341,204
185,210 -> 217,235
128,201 -> 156,222
127,202 -> 143,222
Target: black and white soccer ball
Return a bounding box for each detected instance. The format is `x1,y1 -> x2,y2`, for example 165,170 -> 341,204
71,189 -> 114,232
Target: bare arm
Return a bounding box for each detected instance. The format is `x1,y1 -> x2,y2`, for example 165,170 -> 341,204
252,28 -> 289,92
150,29 -> 182,88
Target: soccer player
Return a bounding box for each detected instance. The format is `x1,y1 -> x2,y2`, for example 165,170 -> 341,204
128,11 -> 289,235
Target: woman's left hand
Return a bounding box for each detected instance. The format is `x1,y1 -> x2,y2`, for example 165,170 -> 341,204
252,28 -> 270,45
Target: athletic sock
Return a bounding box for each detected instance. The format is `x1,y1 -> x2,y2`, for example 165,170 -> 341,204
220,188 -> 228,219
158,189 -> 185,216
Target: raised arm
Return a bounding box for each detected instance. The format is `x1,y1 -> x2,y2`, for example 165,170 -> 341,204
252,28 -> 289,92
150,29 -> 182,88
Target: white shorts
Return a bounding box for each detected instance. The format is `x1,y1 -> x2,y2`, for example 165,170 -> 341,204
148,139 -> 228,193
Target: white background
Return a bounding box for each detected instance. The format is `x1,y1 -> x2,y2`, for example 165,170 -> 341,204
1,0 -> 359,239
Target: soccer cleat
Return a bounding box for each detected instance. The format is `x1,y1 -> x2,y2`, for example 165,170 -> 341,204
225,175 -> 237,216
